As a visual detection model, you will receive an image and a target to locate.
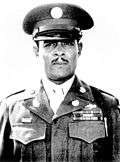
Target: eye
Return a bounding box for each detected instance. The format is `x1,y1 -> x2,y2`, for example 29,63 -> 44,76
62,39 -> 75,46
43,40 -> 57,48
43,41 -> 52,47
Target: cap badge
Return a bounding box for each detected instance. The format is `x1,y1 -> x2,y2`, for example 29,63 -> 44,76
51,7 -> 63,19
72,100 -> 79,107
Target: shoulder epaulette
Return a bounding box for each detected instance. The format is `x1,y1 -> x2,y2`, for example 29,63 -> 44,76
100,89 -> 119,107
90,86 -> 119,117
5,89 -> 38,105
91,86 -> 119,107
6,89 -> 26,99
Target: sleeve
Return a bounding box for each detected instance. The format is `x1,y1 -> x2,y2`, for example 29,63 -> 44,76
91,86 -> 120,162
103,95 -> 120,162
109,98 -> 120,162
0,98 -> 14,161
113,104 -> 120,162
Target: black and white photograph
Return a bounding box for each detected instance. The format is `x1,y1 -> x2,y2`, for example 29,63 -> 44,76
0,0 -> 120,161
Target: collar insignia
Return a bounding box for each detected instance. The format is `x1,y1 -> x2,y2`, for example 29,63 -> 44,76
79,87 -> 86,93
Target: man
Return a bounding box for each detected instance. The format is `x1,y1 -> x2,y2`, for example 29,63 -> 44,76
0,3 -> 120,162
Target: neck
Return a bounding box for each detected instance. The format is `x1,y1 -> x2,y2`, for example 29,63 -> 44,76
48,75 -> 74,85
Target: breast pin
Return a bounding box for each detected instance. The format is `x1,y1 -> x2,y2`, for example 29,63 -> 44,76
72,100 -> 79,107
51,7 -> 63,19
85,103 -> 97,109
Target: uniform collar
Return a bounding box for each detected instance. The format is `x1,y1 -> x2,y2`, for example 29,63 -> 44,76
24,75 -> 95,123
69,76 -> 94,102
54,76 -> 95,119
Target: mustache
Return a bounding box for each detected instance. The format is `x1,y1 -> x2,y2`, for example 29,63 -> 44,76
52,57 -> 69,65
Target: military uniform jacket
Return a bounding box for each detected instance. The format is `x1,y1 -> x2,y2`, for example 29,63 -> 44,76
0,76 -> 120,162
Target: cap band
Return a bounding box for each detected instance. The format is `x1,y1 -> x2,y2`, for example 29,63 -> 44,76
33,28 -> 82,41
33,19 -> 81,40
34,19 -> 78,30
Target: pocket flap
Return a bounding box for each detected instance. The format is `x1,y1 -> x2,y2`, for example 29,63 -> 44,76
69,121 -> 106,143
10,123 -> 46,145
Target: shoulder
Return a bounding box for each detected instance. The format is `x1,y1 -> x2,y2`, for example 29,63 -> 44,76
76,78 -> 119,108
0,88 -> 40,119
90,86 -> 119,108
99,89 -> 119,106
0,80 -> 43,107
1,88 -> 39,107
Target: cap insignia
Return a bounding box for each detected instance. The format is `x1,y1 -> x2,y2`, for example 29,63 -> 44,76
51,7 -> 63,19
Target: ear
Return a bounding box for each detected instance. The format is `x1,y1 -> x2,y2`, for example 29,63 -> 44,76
33,41 -> 39,57
78,42 -> 83,56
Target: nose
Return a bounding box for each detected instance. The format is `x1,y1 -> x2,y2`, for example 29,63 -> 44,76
53,42 -> 65,57
53,52 -> 65,57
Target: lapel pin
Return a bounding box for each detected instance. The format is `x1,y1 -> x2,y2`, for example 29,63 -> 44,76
72,100 -> 79,107
80,87 -> 86,93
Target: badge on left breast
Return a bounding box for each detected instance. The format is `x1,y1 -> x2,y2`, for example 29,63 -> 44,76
73,103 -> 103,121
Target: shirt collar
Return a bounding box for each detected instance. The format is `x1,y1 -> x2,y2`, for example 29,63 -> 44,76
42,75 -> 75,98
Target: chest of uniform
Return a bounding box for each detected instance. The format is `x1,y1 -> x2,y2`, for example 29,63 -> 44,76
48,113 -> 111,162
10,107 -> 107,145
51,109 -> 106,143
9,99 -> 112,162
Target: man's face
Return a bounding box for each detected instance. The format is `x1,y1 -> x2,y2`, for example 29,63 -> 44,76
37,39 -> 82,82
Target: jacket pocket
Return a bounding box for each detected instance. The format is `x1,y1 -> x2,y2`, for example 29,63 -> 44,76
69,121 -> 106,143
10,122 -> 46,145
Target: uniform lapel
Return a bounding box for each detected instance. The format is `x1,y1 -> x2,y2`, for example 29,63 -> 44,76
24,77 -> 95,122
24,81 -> 54,124
55,76 -> 95,119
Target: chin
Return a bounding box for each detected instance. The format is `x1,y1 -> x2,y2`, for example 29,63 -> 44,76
49,73 -> 73,82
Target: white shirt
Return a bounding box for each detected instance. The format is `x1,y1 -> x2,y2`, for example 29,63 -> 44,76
42,76 -> 75,114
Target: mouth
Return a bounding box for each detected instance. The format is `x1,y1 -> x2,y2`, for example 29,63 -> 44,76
53,62 -> 68,65
52,58 -> 68,65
